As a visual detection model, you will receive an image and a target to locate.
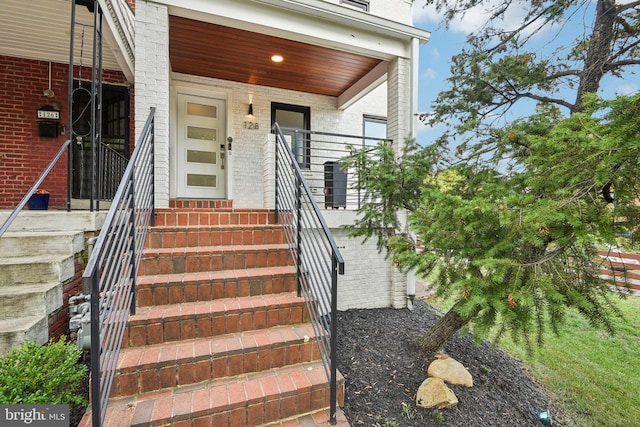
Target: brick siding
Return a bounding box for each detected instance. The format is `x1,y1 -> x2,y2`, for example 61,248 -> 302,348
0,55 -> 132,209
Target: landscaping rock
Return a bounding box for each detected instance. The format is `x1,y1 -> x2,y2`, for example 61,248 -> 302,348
416,377 -> 459,409
428,356 -> 474,387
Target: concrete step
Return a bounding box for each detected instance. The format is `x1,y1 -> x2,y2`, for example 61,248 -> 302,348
139,244 -> 293,275
123,293 -> 309,348
0,230 -> 84,258
0,254 -> 74,286
0,315 -> 48,357
112,323 -> 321,397
135,266 -> 297,307
88,361 -> 343,427
0,282 -> 62,320
0,210 -> 106,232
144,223 -> 287,249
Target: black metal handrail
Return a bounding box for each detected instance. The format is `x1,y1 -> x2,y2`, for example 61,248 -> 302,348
280,127 -> 392,210
83,107 -> 155,427
273,123 -> 345,425
0,139 -> 71,238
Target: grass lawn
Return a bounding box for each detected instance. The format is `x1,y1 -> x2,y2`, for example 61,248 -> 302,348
425,293 -> 640,427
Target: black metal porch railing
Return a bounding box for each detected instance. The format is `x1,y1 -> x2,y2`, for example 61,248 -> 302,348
273,123 -> 345,424
0,139 -> 71,238
279,127 -> 392,210
100,142 -> 129,200
83,107 -> 155,427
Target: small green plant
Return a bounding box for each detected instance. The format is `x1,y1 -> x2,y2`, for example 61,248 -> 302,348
401,402 -> 416,420
384,421 -> 399,427
0,336 -> 87,405
433,411 -> 445,422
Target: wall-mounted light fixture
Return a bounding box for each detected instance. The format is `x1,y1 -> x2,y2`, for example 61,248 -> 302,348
248,103 -> 254,116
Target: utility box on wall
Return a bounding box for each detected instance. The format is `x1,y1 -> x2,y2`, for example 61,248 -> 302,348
37,104 -> 60,138
324,161 -> 347,209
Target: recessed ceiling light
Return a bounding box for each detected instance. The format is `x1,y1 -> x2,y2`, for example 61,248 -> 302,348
271,55 -> 284,63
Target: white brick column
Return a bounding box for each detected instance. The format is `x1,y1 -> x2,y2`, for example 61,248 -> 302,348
387,56 -> 414,308
386,56 -> 412,152
135,2 -> 170,208
263,134 -> 276,210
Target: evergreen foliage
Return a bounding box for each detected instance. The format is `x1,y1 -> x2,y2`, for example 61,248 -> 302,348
344,0 -> 640,352
345,94 -> 640,352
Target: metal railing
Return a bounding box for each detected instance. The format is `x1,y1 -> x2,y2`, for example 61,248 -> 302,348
0,139 -> 71,238
83,107 -> 155,427
279,127 -> 392,210
100,143 -> 129,200
274,123 -> 345,424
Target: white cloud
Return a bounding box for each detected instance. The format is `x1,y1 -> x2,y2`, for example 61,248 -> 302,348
615,83 -> 638,96
413,0 -> 546,37
423,67 -> 438,80
432,47 -> 440,59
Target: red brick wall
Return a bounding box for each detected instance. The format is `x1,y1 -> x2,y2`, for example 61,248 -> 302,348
0,55 -> 132,209
49,251 -> 89,342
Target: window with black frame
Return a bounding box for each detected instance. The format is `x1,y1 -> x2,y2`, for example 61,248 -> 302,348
363,115 -> 387,148
271,102 -> 311,169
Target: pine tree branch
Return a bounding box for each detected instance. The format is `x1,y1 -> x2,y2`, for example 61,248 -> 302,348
616,0 -> 640,13
546,69 -> 583,79
604,58 -> 640,70
519,92 -> 575,110
486,3 -> 564,53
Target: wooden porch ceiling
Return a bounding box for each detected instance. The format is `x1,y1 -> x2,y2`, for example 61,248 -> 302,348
169,16 -> 384,97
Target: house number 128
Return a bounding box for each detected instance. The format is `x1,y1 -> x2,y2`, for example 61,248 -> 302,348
244,121 -> 259,130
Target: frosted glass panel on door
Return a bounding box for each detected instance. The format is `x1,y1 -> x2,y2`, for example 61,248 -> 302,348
187,102 -> 217,118
187,174 -> 217,187
187,126 -> 217,141
187,150 -> 216,164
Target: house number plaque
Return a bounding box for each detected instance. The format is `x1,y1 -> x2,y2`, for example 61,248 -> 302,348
37,110 -> 60,120
244,121 -> 259,130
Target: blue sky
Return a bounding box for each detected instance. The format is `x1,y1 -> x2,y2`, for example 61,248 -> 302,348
410,0 -> 639,145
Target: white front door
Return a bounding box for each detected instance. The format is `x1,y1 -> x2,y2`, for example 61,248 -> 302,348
176,93 -> 227,199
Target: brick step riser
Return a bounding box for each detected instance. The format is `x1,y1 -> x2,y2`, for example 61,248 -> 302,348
140,248 -> 293,275
145,227 -> 287,249
136,274 -> 297,308
154,211 -> 276,227
112,340 -> 322,398
123,303 -> 310,348
128,377 -> 344,427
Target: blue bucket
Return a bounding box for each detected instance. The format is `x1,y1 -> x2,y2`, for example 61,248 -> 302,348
28,194 -> 49,210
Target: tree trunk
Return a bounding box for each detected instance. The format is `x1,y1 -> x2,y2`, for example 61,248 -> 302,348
418,300 -> 480,354
574,0 -> 616,112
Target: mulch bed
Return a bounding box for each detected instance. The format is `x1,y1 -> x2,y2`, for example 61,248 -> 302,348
336,299 -> 560,426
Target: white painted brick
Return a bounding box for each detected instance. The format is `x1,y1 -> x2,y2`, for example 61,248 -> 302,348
135,2 -> 170,207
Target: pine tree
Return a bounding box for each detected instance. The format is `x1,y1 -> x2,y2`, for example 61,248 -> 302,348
346,0 -> 640,353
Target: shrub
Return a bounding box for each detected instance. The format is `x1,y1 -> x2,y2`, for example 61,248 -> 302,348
0,336 -> 87,405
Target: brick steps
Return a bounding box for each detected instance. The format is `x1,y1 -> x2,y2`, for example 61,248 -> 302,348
145,224 -> 287,249
99,361 -> 342,427
123,293 -> 309,347
113,324 -> 321,397
86,207 -> 343,426
136,266 -> 297,307
154,208 -> 275,227
140,244 -> 292,275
